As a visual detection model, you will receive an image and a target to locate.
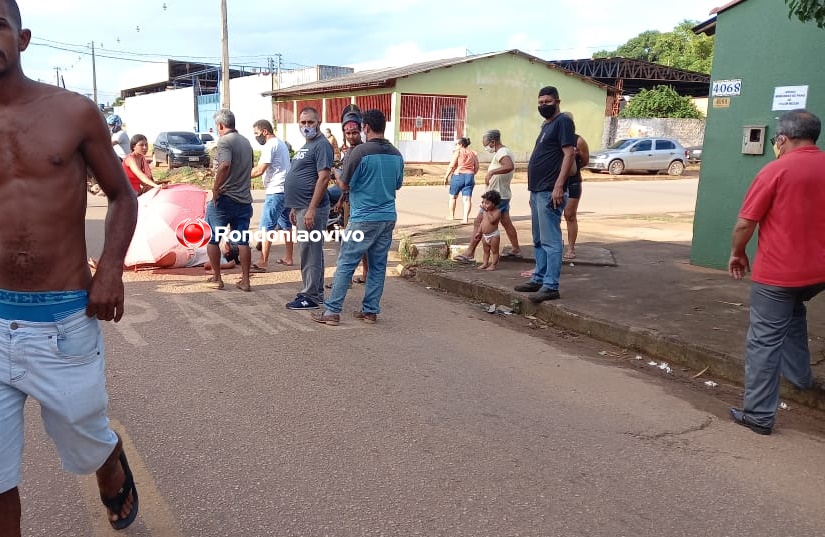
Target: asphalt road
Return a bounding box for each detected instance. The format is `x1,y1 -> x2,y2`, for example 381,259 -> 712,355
19,269 -> 825,536
16,181 -> 824,536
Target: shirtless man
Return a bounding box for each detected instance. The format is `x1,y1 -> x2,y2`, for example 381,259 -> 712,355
0,1 -> 139,534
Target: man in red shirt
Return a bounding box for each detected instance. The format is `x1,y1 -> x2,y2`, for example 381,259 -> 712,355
728,109 -> 825,435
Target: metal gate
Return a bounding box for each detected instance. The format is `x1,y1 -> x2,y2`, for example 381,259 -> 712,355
197,93 -> 220,132
397,95 -> 466,162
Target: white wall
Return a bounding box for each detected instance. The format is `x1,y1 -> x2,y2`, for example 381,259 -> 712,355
227,74 -> 274,147
117,87 -> 196,146
114,75 -> 274,149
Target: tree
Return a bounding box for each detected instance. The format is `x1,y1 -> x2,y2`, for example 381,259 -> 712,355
593,20 -> 714,74
786,0 -> 825,27
619,86 -> 703,119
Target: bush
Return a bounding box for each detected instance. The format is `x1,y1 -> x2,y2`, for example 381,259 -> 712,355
620,85 -> 703,119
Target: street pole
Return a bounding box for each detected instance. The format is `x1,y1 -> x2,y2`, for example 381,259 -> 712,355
54,66 -> 60,86
90,41 -> 98,106
220,0 -> 230,109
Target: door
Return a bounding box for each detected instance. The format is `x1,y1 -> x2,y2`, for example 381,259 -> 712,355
625,139 -> 652,170
654,139 -> 679,169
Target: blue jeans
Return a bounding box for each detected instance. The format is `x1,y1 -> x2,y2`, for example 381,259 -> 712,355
742,282 -> 825,428
260,193 -> 291,231
206,197 -> 253,245
324,220 -> 396,315
529,190 -> 567,290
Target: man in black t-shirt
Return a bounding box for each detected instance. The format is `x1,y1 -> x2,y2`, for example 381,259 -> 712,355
515,86 -> 576,302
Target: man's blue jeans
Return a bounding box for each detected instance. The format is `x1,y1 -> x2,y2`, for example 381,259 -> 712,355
324,220 -> 396,315
529,190 -> 567,290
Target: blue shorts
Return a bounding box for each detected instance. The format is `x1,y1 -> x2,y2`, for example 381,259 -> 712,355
206,196 -> 253,245
260,193 -> 292,231
478,198 -> 510,214
0,299 -> 118,492
449,173 -> 475,197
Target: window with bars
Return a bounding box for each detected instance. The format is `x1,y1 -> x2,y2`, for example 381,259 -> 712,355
325,97 -> 351,123
355,94 -> 392,120
296,99 -> 323,117
274,101 -> 294,126
398,95 -> 467,141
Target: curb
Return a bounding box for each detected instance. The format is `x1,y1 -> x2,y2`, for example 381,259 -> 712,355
411,268 -> 825,412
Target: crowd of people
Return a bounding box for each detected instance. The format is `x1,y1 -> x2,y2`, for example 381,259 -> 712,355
1,1 -> 822,535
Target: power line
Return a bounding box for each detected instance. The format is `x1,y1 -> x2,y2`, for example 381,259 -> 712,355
31,38 -> 283,65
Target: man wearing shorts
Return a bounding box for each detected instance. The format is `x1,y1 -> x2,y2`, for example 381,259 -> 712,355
251,119 -> 293,270
0,1 -> 140,532
206,109 -> 254,291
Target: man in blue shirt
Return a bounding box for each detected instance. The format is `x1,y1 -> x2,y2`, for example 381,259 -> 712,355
311,109 -> 404,326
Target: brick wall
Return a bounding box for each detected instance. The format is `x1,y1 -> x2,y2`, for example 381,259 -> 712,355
601,117 -> 705,149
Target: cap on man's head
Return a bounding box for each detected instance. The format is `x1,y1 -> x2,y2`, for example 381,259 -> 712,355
341,112 -> 362,130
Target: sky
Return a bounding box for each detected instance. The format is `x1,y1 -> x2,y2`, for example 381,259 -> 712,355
17,0 -> 725,105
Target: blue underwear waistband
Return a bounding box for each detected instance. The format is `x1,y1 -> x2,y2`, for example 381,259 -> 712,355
0,290 -> 89,322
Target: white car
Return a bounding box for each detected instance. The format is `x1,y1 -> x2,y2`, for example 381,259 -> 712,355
197,132 -> 218,151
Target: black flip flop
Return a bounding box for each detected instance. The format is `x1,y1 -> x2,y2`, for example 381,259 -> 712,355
100,451 -> 139,530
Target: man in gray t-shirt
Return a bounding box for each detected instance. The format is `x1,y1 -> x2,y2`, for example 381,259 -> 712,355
283,106 -> 333,310
205,109 -> 254,292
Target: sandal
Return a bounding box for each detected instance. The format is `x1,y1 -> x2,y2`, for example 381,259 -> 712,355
100,451 -> 139,530
352,276 -> 365,284
453,255 -> 473,264
500,251 -> 523,259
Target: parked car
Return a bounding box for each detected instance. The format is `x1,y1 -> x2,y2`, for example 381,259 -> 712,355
197,132 -> 218,151
685,145 -> 702,164
152,131 -> 210,168
586,137 -> 688,176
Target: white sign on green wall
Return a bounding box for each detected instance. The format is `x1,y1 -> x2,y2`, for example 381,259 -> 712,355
772,85 -> 809,111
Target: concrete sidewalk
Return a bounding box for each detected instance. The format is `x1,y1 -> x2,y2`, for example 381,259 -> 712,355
405,220 -> 825,411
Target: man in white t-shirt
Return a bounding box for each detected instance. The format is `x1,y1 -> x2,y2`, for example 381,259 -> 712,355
106,115 -> 130,160
250,119 -> 293,271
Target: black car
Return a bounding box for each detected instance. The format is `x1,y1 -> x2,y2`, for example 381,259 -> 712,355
153,131 -> 210,169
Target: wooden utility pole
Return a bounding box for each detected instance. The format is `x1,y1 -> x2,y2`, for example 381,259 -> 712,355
90,41 -> 98,106
220,0 -> 230,109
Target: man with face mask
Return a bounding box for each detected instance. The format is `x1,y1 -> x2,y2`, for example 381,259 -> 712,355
283,107 -> 334,310
515,86 -> 576,303
728,109 -> 825,436
250,119 -> 293,271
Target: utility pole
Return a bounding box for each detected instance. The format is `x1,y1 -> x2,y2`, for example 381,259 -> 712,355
276,53 -> 282,90
54,66 -> 60,86
220,0 -> 230,109
90,41 -> 98,106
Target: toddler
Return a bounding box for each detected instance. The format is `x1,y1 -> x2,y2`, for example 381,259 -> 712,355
475,191 -> 502,270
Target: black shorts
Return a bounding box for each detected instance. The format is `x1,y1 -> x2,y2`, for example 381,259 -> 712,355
567,180 -> 582,200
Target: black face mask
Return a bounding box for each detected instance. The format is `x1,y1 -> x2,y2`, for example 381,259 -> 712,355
538,104 -> 557,119
255,134 -> 266,146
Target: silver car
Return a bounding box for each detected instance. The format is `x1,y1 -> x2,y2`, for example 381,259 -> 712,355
587,137 -> 688,176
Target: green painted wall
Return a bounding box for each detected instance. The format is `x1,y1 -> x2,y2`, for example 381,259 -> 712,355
394,53 -> 607,161
691,0 -> 825,269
